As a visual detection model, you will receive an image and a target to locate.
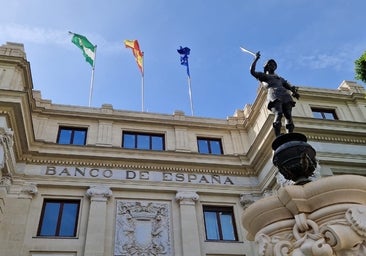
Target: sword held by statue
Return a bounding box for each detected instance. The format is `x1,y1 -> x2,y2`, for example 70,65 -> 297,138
240,46 -> 257,57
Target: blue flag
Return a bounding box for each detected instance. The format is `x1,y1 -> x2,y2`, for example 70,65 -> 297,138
177,46 -> 191,77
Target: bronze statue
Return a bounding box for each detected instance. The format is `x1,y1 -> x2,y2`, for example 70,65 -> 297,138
250,52 -> 300,137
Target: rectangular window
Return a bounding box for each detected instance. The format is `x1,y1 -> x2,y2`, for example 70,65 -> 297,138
122,132 -> 165,151
197,137 -> 223,155
57,127 -> 87,145
37,199 -> 80,237
311,108 -> 338,120
203,206 -> 238,241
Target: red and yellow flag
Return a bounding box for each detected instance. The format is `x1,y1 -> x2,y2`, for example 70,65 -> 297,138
124,40 -> 143,74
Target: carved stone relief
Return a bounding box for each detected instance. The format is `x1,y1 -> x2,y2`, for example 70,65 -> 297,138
0,174 -> 12,188
114,200 -> 172,256
20,182 -> 38,198
0,127 -> 15,175
254,207 -> 366,256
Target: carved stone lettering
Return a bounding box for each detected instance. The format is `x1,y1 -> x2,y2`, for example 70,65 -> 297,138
42,166 -> 242,186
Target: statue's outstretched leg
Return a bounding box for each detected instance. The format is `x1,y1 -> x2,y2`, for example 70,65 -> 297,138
284,103 -> 294,133
271,103 -> 283,137
273,121 -> 282,137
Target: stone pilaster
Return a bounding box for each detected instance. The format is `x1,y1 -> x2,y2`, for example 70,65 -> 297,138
0,182 -> 37,255
96,121 -> 113,147
84,185 -> 112,256
175,191 -> 201,256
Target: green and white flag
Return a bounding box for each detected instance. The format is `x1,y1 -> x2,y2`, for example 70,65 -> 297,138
70,32 -> 96,67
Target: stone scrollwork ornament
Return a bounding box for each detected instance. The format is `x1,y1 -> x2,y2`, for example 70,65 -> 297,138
86,185 -> 112,200
255,232 -> 294,256
175,191 -> 199,204
254,210 -> 366,256
21,182 -> 38,196
346,205 -> 366,238
319,205 -> 366,255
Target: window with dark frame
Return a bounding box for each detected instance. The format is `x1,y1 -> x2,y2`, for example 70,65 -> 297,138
122,131 -> 165,151
57,127 -> 87,145
37,199 -> 80,237
197,137 -> 223,155
311,108 -> 338,120
203,205 -> 238,241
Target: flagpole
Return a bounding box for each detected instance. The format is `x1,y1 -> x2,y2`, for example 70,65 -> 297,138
186,60 -> 194,116
188,76 -> 194,116
141,52 -> 144,112
88,45 -> 97,107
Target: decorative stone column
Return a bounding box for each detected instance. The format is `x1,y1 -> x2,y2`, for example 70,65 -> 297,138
175,191 -> 201,256
241,175 -> 366,256
84,185 -> 112,256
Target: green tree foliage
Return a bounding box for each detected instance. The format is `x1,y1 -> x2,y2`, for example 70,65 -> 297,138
355,51 -> 366,83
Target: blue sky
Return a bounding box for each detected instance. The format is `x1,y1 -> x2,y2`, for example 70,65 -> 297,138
1,0 -> 365,118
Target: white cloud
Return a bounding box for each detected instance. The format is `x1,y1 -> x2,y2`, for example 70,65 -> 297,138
0,23 -> 125,55
298,54 -> 345,70
0,23 -> 69,45
286,43 -> 365,72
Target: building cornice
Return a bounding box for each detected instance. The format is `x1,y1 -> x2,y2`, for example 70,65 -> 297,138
31,97 -> 242,129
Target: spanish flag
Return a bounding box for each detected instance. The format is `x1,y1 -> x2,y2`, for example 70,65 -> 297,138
124,40 -> 143,74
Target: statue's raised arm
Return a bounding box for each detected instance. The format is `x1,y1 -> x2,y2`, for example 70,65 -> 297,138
250,51 -> 261,79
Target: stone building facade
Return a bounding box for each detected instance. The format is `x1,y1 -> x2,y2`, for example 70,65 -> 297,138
0,42 -> 365,256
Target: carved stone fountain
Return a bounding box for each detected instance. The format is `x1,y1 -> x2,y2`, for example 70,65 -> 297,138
241,175 -> 366,255
242,132 -> 366,255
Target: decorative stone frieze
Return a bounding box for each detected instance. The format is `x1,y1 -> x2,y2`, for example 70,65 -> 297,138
114,200 -> 172,256
86,185 -> 112,201
175,191 -> 199,205
242,175 -> 366,256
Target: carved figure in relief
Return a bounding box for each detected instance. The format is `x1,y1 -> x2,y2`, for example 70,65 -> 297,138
120,208 -> 136,253
151,210 -> 166,254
